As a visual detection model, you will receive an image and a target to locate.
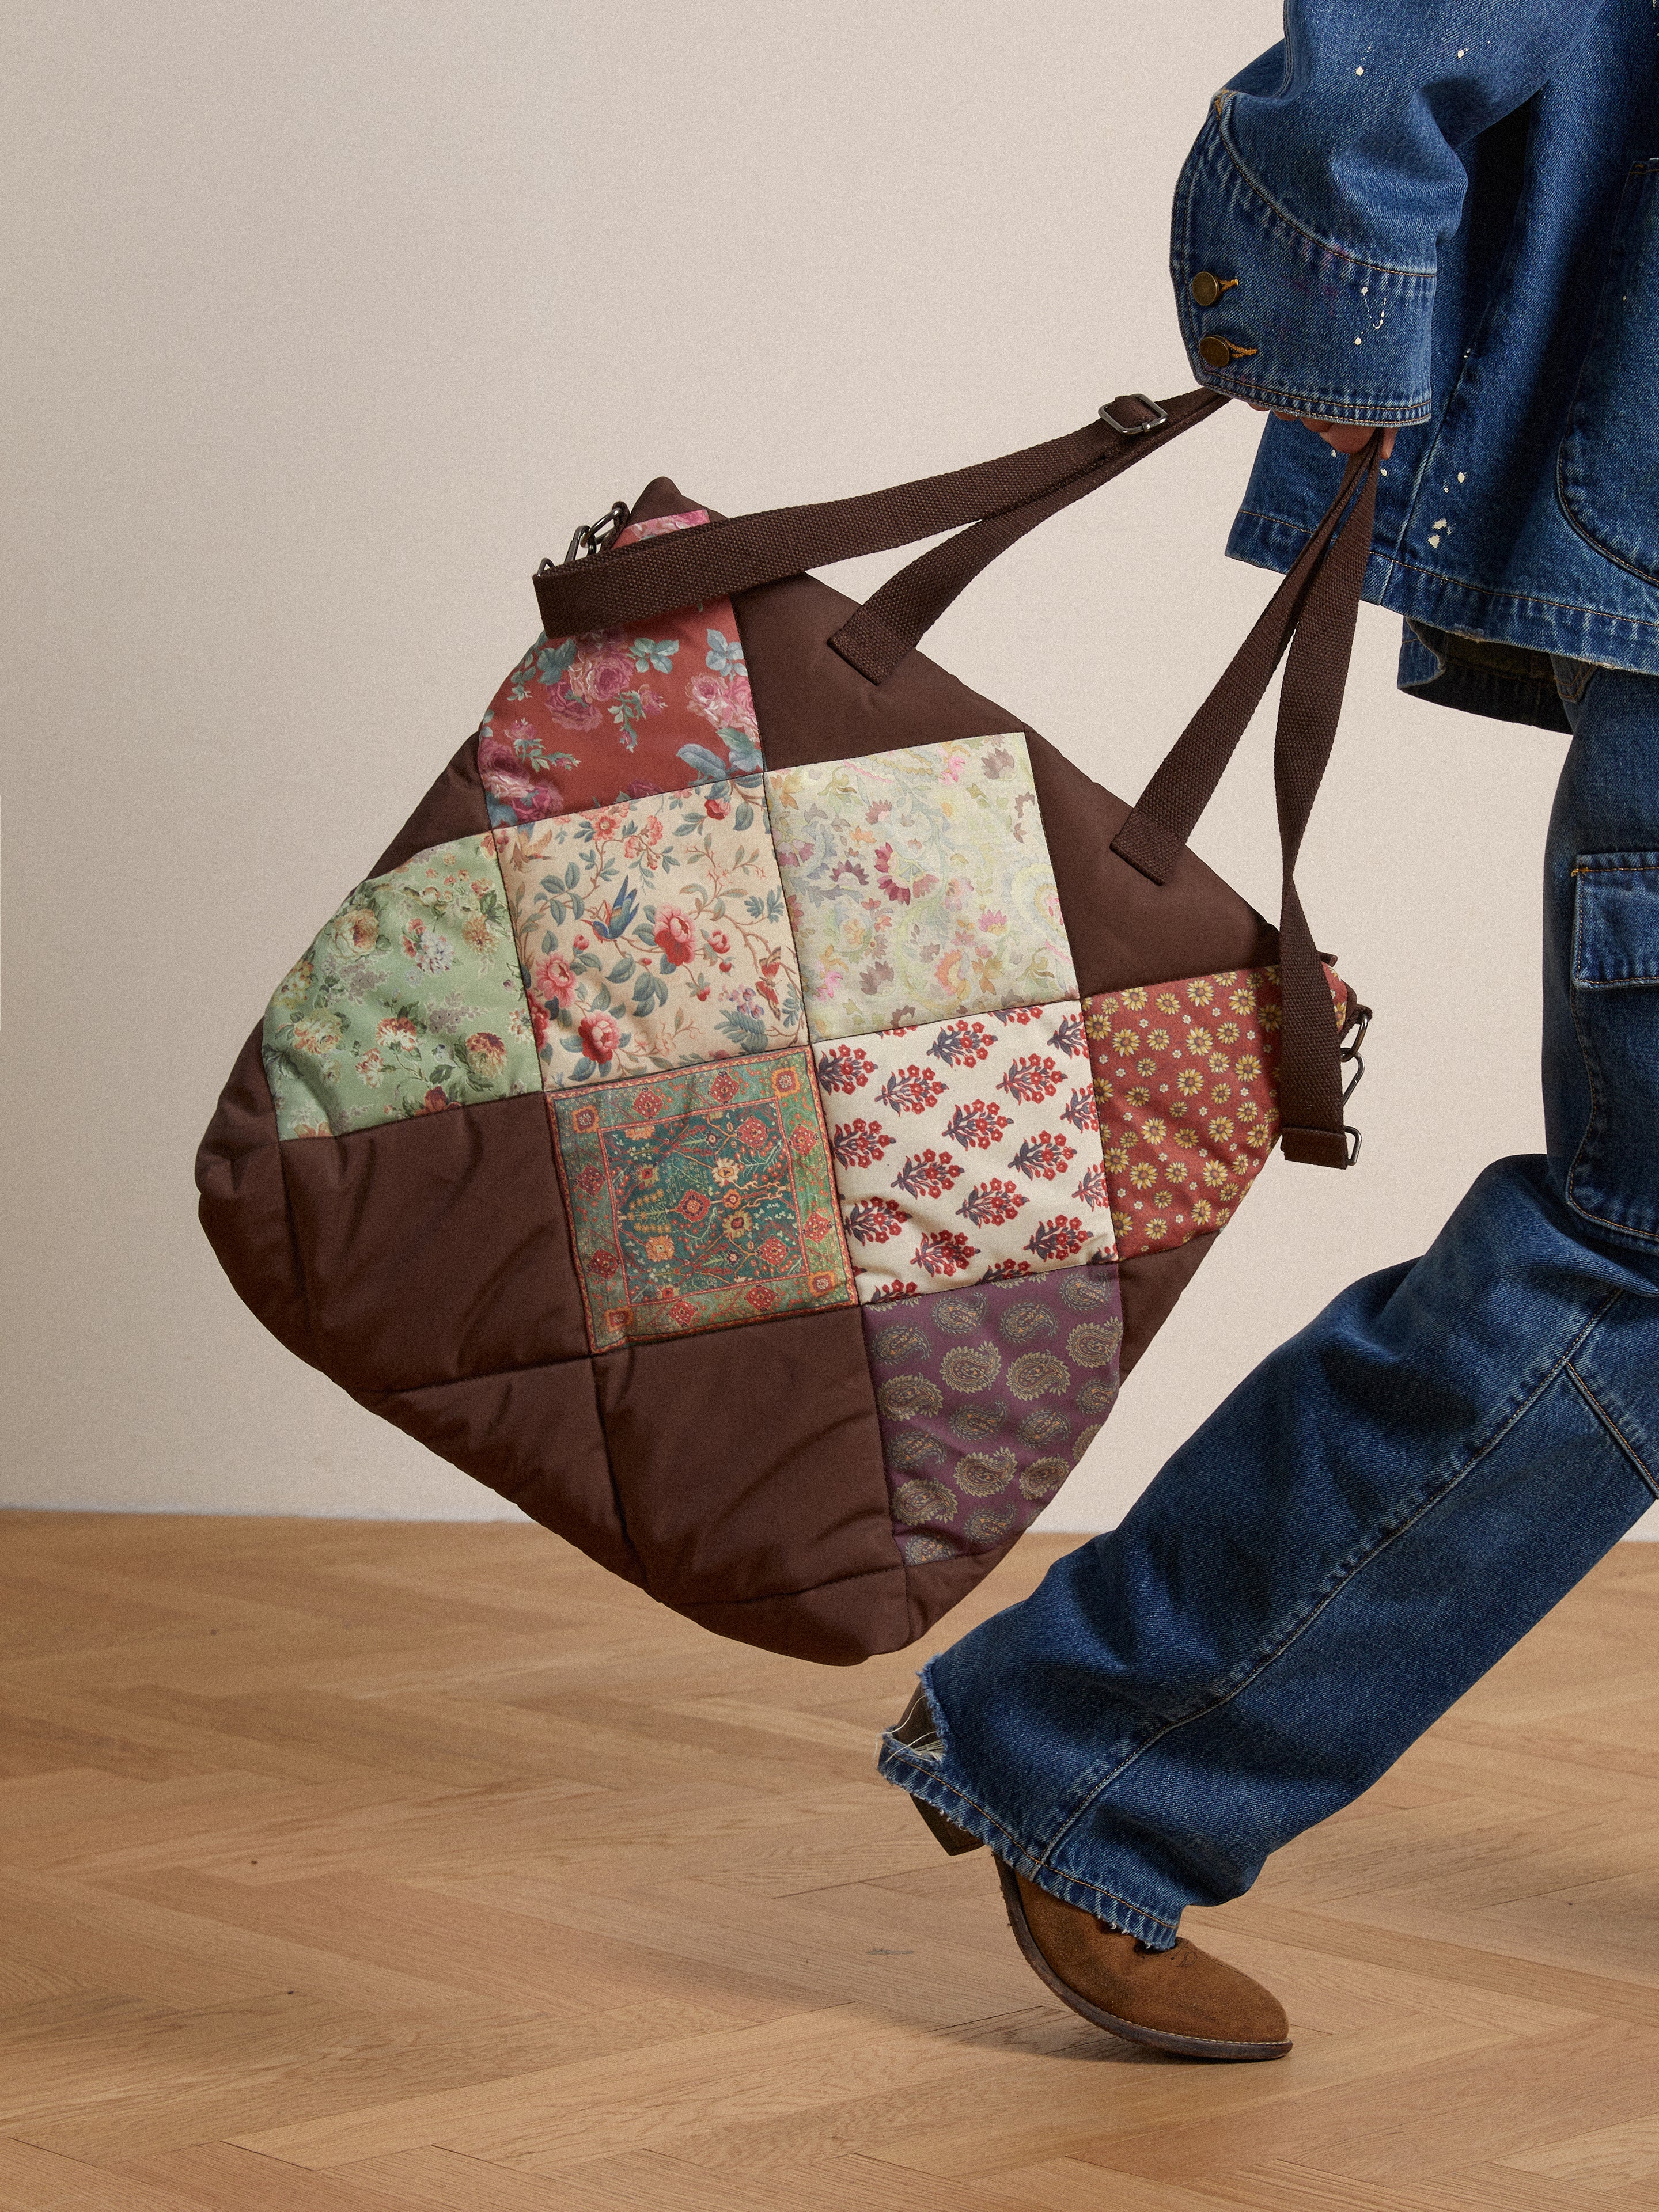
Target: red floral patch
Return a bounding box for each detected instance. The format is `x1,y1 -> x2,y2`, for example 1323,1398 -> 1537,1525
1009,1132 -> 1076,1182
998,1055 -> 1066,1104
943,1100 -> 1012,1151
832,1118 -> 896,1170
815,1044 -> 878,1094
916,1229 -> 980,1278
957,1178 -> 1028,1227
846,1197 -> 910,1245
1025,1215 -> 1091,1262
876,1065 -> 949,1116
893,1149 -> 963,1200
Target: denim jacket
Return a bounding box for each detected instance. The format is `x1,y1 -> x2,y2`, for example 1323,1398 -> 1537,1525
1171,1 -> 1659,729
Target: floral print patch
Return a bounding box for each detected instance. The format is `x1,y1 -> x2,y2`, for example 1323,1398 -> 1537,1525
551,1050 -> 854,1350
767,733 -> 1075,1041
865,1264 -> 1123,1563
495,779 -> 806,1087
817,1004 -> 1115,1303
612,513 -> 711,545
262,836 -> 539,1139
1084,964 -> 1349,1259
477,512 -> 769,826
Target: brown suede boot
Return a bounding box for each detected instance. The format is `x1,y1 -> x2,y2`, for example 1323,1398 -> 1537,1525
995,1862 -> 1291,2061
886,1688 -> 1290,2061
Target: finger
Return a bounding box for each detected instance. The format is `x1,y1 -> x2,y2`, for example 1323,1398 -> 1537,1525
1310,423 -> 1399,458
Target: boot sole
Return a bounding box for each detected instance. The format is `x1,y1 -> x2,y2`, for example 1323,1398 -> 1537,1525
994,1859 -> 1292,2063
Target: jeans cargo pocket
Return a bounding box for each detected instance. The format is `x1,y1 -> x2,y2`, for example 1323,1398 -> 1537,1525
1558,162 -> 1659,586
1569,851 -> 1659,1243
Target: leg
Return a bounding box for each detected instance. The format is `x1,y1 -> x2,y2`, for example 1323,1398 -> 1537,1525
880,666 -> 1659,1948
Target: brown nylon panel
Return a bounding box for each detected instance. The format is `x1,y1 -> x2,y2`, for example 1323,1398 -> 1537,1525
1025,737 -> 1279,997
370,735 -> 491,879
195,1024 -> 320,1369
593,1304 -> 902,1619
1118,1235 -> 1218,1379
280,1093 -> 588,1393
738,571 -> 1022,768
361,1362 -> 639,1586
733,570 -> 1277,997
669,1568 -> 910,1665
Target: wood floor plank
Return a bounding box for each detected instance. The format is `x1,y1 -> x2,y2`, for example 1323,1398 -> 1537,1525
541,2146 -> 1039,2211
0,1515 -> 1656,2210
961,2157 -> 1247,2211
0,2136 -> 204,2211
1503,2108 -> 1659,2190
116,2141 -> 435,2211
334,2146 -> 627,2211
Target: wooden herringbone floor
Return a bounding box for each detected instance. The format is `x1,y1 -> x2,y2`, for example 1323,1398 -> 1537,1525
2,1516 -> 1658,2209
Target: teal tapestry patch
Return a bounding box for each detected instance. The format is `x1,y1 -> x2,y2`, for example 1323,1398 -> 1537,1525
552,1050 -> 854,1350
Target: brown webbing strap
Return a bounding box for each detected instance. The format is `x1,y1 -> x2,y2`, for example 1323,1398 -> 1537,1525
1108,441 -> 1376,885
1268,450 -> 1381,1165
1101,439 -> 1382,1167
825,393 -> 1229,680
532,391 -> 1221,639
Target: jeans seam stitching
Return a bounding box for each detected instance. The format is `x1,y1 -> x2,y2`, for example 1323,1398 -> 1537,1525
1035,1289 -> 1624,1871
1566,917 -> 1659,1245
1565,1356 -> 1659,1499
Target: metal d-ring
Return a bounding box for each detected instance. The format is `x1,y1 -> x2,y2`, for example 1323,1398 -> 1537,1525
1339,1002 -> 1372,1103
559,500 -> 630,567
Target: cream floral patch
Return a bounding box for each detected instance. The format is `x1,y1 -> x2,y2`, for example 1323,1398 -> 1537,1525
767,733 -> 1075,1042
262,835 -> 540,1139
816,1003 -> 1116,1303
495,776 -> 806,1087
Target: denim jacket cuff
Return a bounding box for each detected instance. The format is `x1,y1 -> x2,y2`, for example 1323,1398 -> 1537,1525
1170,101 -> 1435,428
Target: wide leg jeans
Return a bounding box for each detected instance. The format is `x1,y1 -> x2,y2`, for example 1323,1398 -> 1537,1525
878,665 -> 1659,1947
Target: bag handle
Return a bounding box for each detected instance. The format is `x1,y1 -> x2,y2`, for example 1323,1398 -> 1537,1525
1265,443 -> 1381,1164
532,390 -> 1225,640
1109,439 -> 1377,883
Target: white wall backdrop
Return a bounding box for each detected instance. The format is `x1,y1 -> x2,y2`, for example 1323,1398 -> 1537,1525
9,1 -> 1644,1530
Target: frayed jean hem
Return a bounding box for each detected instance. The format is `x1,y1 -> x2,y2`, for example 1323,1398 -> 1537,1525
876,1732 -> 1181,1951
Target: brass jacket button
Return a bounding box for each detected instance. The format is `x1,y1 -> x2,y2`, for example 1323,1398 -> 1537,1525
1191,271 -> 1224,307
1198,334 -> 1234,369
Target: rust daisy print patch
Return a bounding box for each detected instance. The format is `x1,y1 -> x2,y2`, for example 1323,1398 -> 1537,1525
1083,965 -> 1349,1257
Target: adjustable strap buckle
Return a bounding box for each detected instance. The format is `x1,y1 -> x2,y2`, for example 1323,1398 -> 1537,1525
1099,394 -> 1170,437
558,500 -> 630,567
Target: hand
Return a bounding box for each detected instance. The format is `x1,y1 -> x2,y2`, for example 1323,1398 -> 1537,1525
1249,402 -> 1396,458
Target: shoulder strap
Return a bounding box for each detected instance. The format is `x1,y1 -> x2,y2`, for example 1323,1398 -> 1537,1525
1109,439 -> 1382,1166
532,391 -> 1223,642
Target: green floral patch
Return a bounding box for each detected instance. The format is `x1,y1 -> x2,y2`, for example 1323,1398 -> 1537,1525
552,1050 -> 853,1350
263,835 -> 540,1139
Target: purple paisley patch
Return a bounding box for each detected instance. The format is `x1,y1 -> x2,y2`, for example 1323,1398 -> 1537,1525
863,1259 -> 1123,1564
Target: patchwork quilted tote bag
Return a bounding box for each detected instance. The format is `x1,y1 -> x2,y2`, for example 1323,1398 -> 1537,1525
199,391 -> 1378,1664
